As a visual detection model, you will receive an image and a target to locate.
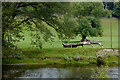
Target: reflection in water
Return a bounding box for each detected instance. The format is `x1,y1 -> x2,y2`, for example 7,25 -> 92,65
2,65 -> 118,79
20,67 -> 91,78
21,68 -> 72,78
107,67 -> 118,78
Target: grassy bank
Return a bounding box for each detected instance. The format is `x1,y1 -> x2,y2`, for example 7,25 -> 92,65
2,48 -> 118,65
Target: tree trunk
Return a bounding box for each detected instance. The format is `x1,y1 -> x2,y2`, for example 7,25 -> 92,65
80,35 -> 90,42
81,35 -> 86,42
2,32 -> 5,46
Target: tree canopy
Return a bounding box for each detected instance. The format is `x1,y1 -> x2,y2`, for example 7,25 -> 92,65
103,2 -> 120,18
113,2 -> 120,17
2,2 -> 110,49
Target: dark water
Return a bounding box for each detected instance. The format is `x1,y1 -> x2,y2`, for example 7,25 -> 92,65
2,64 -> 118,79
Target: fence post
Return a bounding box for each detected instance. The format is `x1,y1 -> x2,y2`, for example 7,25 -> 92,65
110,15 -> 112,49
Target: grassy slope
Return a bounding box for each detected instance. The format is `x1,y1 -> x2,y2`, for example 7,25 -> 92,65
16,17 -> 118,49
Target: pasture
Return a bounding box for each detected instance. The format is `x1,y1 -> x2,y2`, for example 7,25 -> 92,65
16,17 -> 118,49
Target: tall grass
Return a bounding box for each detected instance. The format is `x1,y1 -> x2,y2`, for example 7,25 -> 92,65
3,48 -> 118,65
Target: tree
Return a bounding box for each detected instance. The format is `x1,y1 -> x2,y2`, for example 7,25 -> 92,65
103,2 -> 114,10
2,2 -> 76,49
72,2 -> 109,41
113,2 -> 120,18
75,16 -> 103,41
2,2 -> 109,50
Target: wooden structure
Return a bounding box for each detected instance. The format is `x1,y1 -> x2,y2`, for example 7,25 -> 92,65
62,40 -> 103,48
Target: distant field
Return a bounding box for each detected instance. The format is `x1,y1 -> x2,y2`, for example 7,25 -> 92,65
16,17 -> 118,49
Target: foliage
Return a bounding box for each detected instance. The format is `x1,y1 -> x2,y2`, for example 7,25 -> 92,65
2,3 -> 44,48
72,2 -> 109,39
2,2 -> 74,49
103,2 -> 114,10
2,49 -> 24,59
103,2 -> 120,18
75,16 -> 103,38
91,65 -> 112,78
113,1 -> 120,17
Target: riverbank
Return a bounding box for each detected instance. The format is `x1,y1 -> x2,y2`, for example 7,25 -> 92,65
2,48 -> 119,65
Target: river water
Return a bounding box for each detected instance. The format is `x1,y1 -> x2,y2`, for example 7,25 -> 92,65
2,64 -> 119,79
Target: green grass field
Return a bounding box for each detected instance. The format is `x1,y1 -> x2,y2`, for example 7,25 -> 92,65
16,17 -> 118,49
3,17 -> 118,65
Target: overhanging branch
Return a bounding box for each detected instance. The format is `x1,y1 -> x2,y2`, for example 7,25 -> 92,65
17,3 -> 39,8
14,18 -> 30,28
41,18 -> 56,29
